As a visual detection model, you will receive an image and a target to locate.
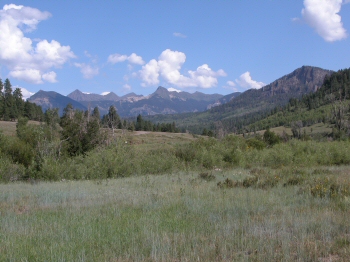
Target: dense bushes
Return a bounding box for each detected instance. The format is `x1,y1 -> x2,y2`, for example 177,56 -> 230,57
2,123 -> 350,182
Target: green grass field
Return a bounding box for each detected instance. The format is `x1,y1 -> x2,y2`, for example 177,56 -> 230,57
1,166 -> 350,261
1,121 -> 350,260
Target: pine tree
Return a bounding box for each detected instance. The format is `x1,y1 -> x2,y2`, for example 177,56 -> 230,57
135,114 -> 143,131
60,107 -> 102,156
92,107 -> 100,120
3,79 -> 14,120
106,105 -> 120,136
13,88 -> 24,118
0,78 -> 3,119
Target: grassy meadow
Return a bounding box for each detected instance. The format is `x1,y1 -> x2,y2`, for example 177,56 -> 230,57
1,121 -> 350,261
1,167 -> 350,261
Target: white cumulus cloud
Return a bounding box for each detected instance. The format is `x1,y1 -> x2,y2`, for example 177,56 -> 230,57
223,80 -> 238,91
302,0 -> 347,42
138,49 -> 226,89
108,53 -> 144,65
9,69 -> 42,84
235,72 -> 265,90
42,71 -> 57,83
139,59 -> 160,87
227,81 -> 236,87
75,63 -> 99,79
128,53 -> 145,65
168,87 -> 182,92
0,4 -> 75,83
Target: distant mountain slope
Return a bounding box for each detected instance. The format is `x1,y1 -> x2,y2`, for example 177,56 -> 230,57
74,86 -> 223,116
207,92 -> 241,109
212,66 -> 333,115
145,66 -> 334,133
246,67 -> 350,133
28,87 -> 224,117
28,90 -> 86,115
67,89 -> 120,102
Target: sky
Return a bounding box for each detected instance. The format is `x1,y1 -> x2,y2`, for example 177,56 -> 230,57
0,0 -> 349,99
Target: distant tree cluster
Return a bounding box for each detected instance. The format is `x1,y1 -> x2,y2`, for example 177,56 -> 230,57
0,78 -> 44,121
135,114 -> 179,132
100,106 -> 180,133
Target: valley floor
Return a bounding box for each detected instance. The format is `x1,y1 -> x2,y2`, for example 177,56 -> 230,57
1,166 -> 350,261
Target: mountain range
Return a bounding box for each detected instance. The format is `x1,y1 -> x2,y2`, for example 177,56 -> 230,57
27,66 -> 333,130
28,87 -> 224,116
143,66 -> 334,133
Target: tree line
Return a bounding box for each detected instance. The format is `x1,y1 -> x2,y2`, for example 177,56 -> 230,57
0,78 -> 44,121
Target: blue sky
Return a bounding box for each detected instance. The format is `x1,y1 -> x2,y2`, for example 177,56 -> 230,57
0,0 -> 349,99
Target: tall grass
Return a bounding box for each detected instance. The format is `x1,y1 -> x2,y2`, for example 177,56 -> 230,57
1,168 -> 349,261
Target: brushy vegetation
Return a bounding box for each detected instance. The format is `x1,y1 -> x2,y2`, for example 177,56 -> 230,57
3,122 -> 350,182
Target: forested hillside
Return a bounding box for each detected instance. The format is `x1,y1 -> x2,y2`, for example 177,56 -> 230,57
0,78 -> 43,121
247,68 -> 350,139
145,66 -> 333,134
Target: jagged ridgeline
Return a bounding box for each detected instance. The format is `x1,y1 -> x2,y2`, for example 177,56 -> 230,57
0,78 -> 44,121
145,66 -> 333,134
247,67 -> 350,133
29,87 -> 223,117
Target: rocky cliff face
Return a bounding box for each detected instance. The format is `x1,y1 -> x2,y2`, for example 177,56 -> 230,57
261,66 -> 333,97
67,89 -> 120,102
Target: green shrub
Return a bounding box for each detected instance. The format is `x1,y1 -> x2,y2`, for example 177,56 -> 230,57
0,157 -> 26,182
175,144 -> 197,162
246,138 -> 266,150
6,138 -> 35,168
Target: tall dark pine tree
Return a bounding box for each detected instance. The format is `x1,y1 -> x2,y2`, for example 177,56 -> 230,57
0,78 -> 3,118
92,107 -> 100,121
13,87 -> 24,118
107,105 -> 120,136
3,78 -> 15,121
135,114 -> 144,131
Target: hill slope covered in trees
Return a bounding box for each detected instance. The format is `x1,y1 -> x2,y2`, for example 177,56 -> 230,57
145,66 -> 333,134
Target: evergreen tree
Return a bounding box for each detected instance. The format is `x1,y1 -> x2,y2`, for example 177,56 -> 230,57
0,78 -> 3,118
60,106 -> 102,156
135,114 -> 143,131
13,87 -> 24,118
92,106 -> 100,120
3,78 -> 14,120
101,106 -> 121,136
45,108 -> 60,139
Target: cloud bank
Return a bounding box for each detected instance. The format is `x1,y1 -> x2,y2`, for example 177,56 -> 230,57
302,0 -> 347,42
235,72 -> 265,90
0,4 -> 75,83
138,49 -> 226,89
108,53 -> 145,65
